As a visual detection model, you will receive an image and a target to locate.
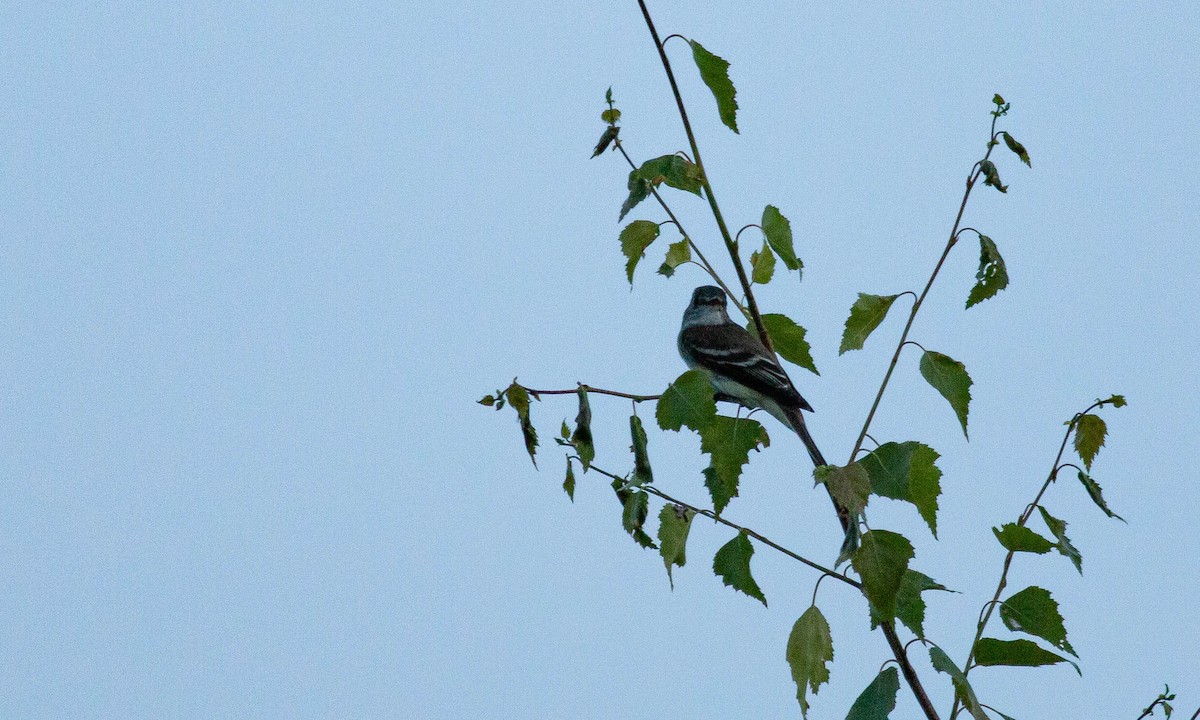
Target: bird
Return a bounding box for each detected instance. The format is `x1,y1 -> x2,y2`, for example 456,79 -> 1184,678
677,285 -> 857,555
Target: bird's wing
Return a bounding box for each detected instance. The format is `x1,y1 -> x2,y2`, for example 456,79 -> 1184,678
680,322 -> 813,412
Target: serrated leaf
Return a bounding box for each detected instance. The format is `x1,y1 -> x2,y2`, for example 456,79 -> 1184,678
980,159 -> 1008,193
629,415 -> 653,486
814,464 -> 871,517
749,313 -> 818,375
1000,586 -> 1076,656
751,240 -> 776,284
504,382 -> 538,467
569,388 -> 595,469
658,504 -> 695,589
563,459 -> 576,501
1002,131 -> 1031,167
600,108 -> 621,124
993,523 -> 1054,554
857,441 -> 942,537
929,647 -> 990,720
889,570 -> 950,638
1037,506 -> 1083,574
840,293 -> 899,354
1077,471 -> 1124,521
761,205 -> 801,272
713,531 -> 766,605
619,220 -> 661,282
636,154 -> 704,196
656,369 -> 717,432
919,350 -> 973,439
619,175 -> 652,221
852,530 -> 914,622
688,40 -> 738,133
592,125 -> 619,157
700,415 -> 769,515
620,488 -> 656,550
973,638 -> 1078,675
786,606 -> 834,718
845,667 -> 900,720
1073,414 -> 1106,470
966,234 -> 1009,308
658,239 -> 691,277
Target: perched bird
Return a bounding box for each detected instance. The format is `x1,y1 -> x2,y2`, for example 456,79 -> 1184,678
677,285 -> 856,553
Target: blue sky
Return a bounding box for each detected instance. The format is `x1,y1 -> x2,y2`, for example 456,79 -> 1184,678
3,2 -> 1198,718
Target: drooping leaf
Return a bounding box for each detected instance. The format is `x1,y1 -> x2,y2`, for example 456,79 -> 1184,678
786,606 -> 833,718
619,220 -> 661,282
592,125 -> 619,157
1002,131 -> 1031,167
1000,586 -> 1076,656
852,530 -> 914,622
619,175 -> 652,221
761,205 -> 801,272
629,415 -> 653,486
845,667 -> 900,720
700,415 -> 769,515
563,459 -> 576,501
973,638 -> 1078,675
751,240 -> 776,284
620,488 -> 656,550
505,382 -> 539,467
919,350 -> 973,439
658,239 -> 691,277
869,569 -> 951,638
840,293 -> 900,354
993,523 -> 1054,554
751,313 -> 818,375
688,40 -> 739,133
1077,471 -> 1124,521
980,159 -> 1008,193
1037,506 -> 1083,574
656,369 -> 717,432
966,234 -> 1009,309
658,504 -> 695,589
814,464 -> 871,518
572,387 -> 595,469
856,441 -> 942,537
712,531 -> 766,606
1073,414 -> 1107,470
636,154 -> 704,196
929,647 -> 990,720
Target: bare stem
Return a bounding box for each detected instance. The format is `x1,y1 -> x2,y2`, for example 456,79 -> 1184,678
522,384 -> 660,403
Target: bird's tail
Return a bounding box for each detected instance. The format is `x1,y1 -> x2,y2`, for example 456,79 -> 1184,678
785,407 -> 861,564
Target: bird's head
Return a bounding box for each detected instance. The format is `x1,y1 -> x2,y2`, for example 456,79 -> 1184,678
689,285 -> 727,308
683,285 -> 731,326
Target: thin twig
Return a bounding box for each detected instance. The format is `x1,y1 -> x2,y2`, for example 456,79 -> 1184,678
522,384 -> 661,403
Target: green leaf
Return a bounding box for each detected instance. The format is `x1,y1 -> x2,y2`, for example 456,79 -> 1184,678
563,459 -> 576,501
658,239 -> 691,277
600,108 -> 621,124
619,175 -> 652,221
980,159 -> 1008,193
869,569 -> 951,638
761,205 -> 801,272
751,240 -> 776,284
618,220 -> 661,282
786,606 -> 834,718
919,350 -> 973,439
591,125 -> 619,157
658,504 -> 695,589
852,530 -> 914,622
753,313 -> 818,375
629,415 -> 653,486
688,40 -> 739,133
637,154 -> 704,196
620,488 -> 657,550
700,415 -> 769,515
839,293 -> 900,354
973,638 -> 1079,675
478,394 -> 496,407
993,93 -> 1006,107
1000,586 -> 1076,656
1073,414 -> 1106,470
1101,394 -> 1127,408
1002,131 -> 1031,167
1037,506 -> 1083,574
966,234 -> 1009,309
845,667 -> 900,720
712,531 -> 766,606
504,382 -> 539,467
656,369 -> 717,432
929,647 -> 990,720
856,441 -> 942,537
572,387 -> 595,470
814,463 -> 871,518
1077,471 -> 1124,521
993,523 -> 1054,554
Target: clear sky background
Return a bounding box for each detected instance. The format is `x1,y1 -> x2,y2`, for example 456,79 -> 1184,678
3,2 -> 1198,718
